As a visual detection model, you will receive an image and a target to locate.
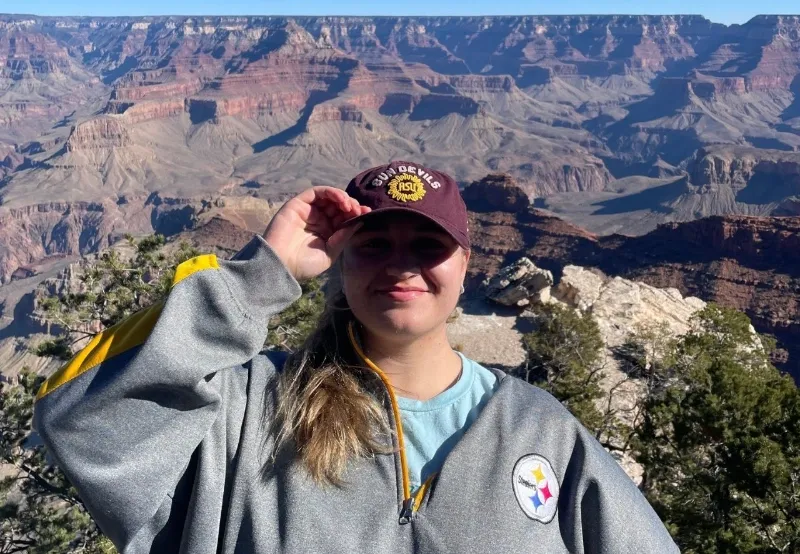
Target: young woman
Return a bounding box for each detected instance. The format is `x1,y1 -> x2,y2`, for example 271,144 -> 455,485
35,161 -> 679,553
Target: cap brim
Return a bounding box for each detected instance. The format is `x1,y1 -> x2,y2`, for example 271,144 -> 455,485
340,206 -> 470,250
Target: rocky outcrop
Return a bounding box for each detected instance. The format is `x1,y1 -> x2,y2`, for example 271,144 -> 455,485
467,253 -> 709,482
187,93 -> 310,121
65,117 -> 131,151
111,79 -> 204,102
642,215 -> 800,266
553,266 -> 707,348
307,103 -> 366,125
775,197 -> 800,216
687,147 -> 800,207
482,158 -> 612,196
464,178 -> 800,379
463,174 -> 531,213
110,99 -> 186,123
689,147 -> 762,186
417,75 -> 515,94
483,257 -> 553,306
482,257 -> 707,350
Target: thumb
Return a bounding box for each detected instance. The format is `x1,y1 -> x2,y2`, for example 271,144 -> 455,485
326,222 -> 362,263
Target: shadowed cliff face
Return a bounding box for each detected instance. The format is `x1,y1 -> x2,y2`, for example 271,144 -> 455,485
4,13 -> 800,207
0,195 -> 200,283
463,175 -> 800,381
3,13 -> 800,357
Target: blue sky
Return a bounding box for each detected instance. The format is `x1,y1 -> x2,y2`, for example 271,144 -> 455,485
11,1 -> 798,25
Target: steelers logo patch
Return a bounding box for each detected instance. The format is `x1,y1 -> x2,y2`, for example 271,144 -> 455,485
512,454 -> 560,523
387,173 -> 426,202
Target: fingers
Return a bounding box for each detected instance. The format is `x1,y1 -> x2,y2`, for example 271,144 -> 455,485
330,203 -> 372,230
311,187 -> 356,214
314,187 -> 351,211
326,222 -> 363,262
288,186 -> 371,238
307,186 -> 369,227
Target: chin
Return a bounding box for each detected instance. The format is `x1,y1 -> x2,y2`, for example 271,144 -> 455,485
363,307 -> 437,340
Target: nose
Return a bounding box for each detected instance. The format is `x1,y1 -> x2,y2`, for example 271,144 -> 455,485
384,248 -> 421,278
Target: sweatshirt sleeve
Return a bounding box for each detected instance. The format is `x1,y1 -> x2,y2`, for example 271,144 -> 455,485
33,234 -> 301,548
565,425 -> 680,553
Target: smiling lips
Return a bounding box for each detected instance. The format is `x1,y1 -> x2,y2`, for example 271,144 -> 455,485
375,285 -> 428,302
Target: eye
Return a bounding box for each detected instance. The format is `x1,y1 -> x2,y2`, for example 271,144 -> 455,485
363,238 -> 390,249
412,237 -> 445,250
412,237 -> 450,260
354,237 -> 391,255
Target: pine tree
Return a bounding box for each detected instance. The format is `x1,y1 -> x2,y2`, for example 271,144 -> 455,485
518,302 -> 607,435
635,305 -> 800,553
1,371 -> 115,554
4,234 -> 323,553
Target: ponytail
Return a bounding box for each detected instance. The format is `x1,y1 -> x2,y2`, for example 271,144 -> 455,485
265,280 -> 392,485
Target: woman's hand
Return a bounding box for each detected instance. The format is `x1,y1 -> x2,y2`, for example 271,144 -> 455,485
263,186 -> 370,281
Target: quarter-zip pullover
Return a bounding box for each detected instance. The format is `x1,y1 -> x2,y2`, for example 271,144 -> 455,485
34,234 -> 680,553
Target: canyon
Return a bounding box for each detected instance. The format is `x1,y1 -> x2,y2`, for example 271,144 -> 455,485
3,176 -> 798,383
1,13 -> 800,379
464,175 -> 800,379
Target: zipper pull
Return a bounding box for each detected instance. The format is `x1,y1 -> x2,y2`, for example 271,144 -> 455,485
399,498 -> 415,524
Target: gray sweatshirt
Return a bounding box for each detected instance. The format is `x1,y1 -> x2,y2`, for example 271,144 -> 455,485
34,234 -> 680,554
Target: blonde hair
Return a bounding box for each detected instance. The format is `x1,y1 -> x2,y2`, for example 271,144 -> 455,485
266,246 -> 469,484
266,278 -> 392,485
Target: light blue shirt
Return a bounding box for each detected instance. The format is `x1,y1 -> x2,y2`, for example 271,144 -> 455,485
396,352 -> 499,491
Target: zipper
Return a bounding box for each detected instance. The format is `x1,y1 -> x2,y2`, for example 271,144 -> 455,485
400,474 -> 438,524
348,321 -> 427,524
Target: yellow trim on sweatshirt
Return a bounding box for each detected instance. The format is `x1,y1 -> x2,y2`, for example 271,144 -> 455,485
36,253 -> 220,401
347,321 -> 415,507
36,301 -> 164,400
172,254 -> 219,287
414,472 -> 437,511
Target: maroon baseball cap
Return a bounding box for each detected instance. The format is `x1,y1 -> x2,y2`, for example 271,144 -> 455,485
343,160 -> 470,249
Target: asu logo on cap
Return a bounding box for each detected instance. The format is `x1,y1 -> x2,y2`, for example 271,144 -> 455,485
512,454 -> 560,523
344,160 -> 471,250
387,174 -> 426,202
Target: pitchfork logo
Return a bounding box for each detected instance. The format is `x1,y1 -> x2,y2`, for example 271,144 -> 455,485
512,454 -> 560,523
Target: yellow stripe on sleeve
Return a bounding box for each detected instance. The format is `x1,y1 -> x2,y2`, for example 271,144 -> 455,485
172,254 -> 219,287
36,252 -> 221,401
36,301 -> 164,400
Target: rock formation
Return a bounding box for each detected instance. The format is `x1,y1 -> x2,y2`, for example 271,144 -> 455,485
482,257 -> 553,306
3,13 -> 800,383
468,254 -> 706,483
462,176 -> 800,380
462,174 -> 531,213
3,13 -> 800,252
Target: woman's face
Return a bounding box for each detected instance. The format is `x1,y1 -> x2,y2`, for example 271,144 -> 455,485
342,212 -> 469,343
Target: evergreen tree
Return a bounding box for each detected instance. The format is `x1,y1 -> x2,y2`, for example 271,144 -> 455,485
5,234 -> 323,552
267,278 -> 325,351
1,371 -> 115,554
635,305 -> 800,553
34,235 -> 199,360
518,303 -> 607,435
